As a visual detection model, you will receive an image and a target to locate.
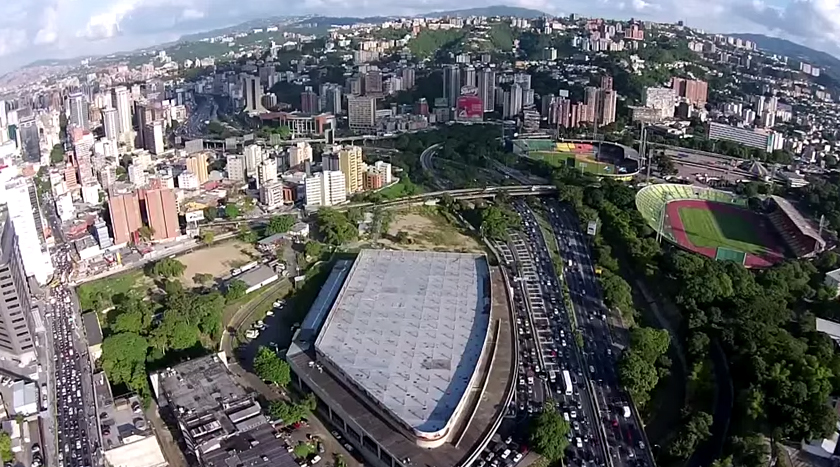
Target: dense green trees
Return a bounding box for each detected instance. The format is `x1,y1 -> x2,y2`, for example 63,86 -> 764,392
226,280 -> 247,302
0,432 -> 11,462
315,208 -> 358,245
529,402 -> 571,462
265,215 -> 296,236
149,258 -> 186,278
253,346 -> 291,386
479,205 -> 518,240
618,328 -> 671,405
407,29 -> 467,59
268,393 -> 316,425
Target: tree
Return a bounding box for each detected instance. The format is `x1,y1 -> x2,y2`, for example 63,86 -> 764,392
667,411 -> 713,458
226,280 -> 247,302
224,203 -> 241,219
50,144 -> 65,164
138,225 -> 155,242
150,258 -> 186,278
529,401 -> 571,462
0,432 -> 12,462
268,400 -> 308,425
200,230 -> 215,245
238,225 -> 257,243
316,208 -> 358,245
395,231 -> 411,243
304,241 -> 324,259
480,205 -> 517,240
265,214 -> 296,236
618,327 -> 671,406
253,346 -> 291,386
101,333 -> 150,395
203,206 -> 218,221
109,297 -> 153,334
193,273 -> 214,285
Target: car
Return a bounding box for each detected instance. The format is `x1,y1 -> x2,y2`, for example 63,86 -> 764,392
575,437 -> 583,448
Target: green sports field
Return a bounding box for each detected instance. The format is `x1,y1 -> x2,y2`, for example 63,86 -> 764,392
529,151 -> 616,175
677,206 -> 768,255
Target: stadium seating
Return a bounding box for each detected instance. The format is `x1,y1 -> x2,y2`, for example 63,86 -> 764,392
574,143 -> 594,154
768,208 -> 815,257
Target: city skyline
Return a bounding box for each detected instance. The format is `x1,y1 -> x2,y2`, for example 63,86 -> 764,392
0,0 -> 836,76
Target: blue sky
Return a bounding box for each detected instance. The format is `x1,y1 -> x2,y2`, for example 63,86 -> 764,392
0,0 -> 838,74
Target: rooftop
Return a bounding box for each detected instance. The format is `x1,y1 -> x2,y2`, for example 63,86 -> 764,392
770,195 -> 826,245
83,313 -> 103,347
315,250 -> 491,435
235,265 -> 278,288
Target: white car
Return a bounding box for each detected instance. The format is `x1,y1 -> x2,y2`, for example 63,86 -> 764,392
575,437 -> 583,448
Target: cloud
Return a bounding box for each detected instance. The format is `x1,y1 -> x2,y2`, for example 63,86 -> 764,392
2,0 -> 840,75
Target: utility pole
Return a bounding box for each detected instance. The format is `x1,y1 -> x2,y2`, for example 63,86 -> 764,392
641,123 -> 652,183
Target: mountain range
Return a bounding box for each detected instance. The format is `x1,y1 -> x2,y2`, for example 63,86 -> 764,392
730,33 -> 840,75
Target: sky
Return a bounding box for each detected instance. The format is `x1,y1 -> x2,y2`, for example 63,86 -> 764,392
2,0 -> 840,75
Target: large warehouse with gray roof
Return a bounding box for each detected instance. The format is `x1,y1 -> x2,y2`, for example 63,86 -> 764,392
286,249 -> 515,467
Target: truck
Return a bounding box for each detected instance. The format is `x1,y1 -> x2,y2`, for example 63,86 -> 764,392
568,259 -> 573,267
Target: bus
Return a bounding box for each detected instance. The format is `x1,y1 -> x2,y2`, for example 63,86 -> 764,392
562,370 -> 573,396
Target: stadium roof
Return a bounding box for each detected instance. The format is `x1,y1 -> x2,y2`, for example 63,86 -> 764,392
748,160 -> 769,178
315,250 -> 491,435
769,195 -> 826,246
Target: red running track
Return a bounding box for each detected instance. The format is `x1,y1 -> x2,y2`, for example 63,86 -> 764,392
665,200 -> 786,268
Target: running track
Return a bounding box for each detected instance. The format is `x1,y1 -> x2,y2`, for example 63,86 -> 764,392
665,200 -> 786,268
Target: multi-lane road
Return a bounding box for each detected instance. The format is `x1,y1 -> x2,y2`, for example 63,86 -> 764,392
543,198 -> 654,467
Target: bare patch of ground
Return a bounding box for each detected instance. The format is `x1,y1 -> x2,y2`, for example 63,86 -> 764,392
379,208 -> 484,253
178,240 -> 260,287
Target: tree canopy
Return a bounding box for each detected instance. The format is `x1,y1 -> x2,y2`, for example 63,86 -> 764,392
529,401 -> 571,462
265,214 -> 296,236
315,208 -> 358,245
253,346 -> 291,387
149,258 -> 186,278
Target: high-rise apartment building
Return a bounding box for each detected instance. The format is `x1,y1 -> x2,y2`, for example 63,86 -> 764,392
185,152 -> 209,185
301,87 -> 319,113
134,102 -> 152,148
241,74 -> 267,114
477,68 -> 496,112
320,84 -> 343,115
583,86 -> 599,123
102,107 -> 119,141
400,68 -> 416,89
463,66 -> 477,88
68,92 -> 89,130
259,180 -> 287,208
600,89 -> 618,125
347,96 -> 377,132
364,69 -> 383,95
503,84 -> 523,118
443,65 -> 461,107
243,145 -> 264,177
304,171 -> 347,207
671,78 -> 708,106
0,211 -> 37,365
140,188 -> 180,241
256,159 -> 277,188
108,191 -> 143,245
5,179 -> 52,285
144,121 -> 164,155
338,146 -> 364,195
288,141 -> 313,167
113,86 -> 132,139
226,154 -> 246,182
601,76 -> 614,90
643,87 -> 677,120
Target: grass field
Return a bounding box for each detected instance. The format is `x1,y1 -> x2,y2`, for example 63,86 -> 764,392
677,206 -> 768,255
529,151 -> 616,174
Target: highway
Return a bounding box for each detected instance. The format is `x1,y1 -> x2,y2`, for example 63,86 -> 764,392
512,201 -> 607,467
544,199 -> 654,467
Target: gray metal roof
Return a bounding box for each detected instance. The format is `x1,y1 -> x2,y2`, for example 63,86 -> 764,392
315,249 -> 491,435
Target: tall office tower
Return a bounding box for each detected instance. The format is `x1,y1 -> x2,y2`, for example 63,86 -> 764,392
243,145 -> 264,177
364,69 -> 383,95
503,84 -> 524,118
226,154 -> 246,181
583,86 -> 599,123
140,188 -> 179,241
241,74 -> 267,114
289,141 -> 313,167
144,121 -> 164,155
443,65 -> 461,107
600,89 -> 617,125
134,102 -> 151,148
401,68 -> 416,89
304,171 -> 347,207
0,212 -> 37,365
463,66 -> 477,88
113,86 -> 132,139
338,146 -> 364,194
5,179 -> 52,285
477,68 -> 496,112
601,75 -> 614,90
300,87 -> 319,113
68,92 -> 89,130
347,96 -> 377,132
256,159 -> 277,188
18,114 -> 41,163
185,152 -> 209,185
102,107 -> 119,141
320,84 -> 343,115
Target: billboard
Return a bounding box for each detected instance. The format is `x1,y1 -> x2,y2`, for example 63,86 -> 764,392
455,95 -> 484,122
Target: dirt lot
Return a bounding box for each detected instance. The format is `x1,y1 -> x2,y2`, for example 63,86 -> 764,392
178,240 -> 260,287
379,209 -> 484,253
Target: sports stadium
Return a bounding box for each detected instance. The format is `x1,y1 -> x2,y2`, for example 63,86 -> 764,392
285,249 -> 515,467
636,184 -> 826,268
512,138 -> 641,179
